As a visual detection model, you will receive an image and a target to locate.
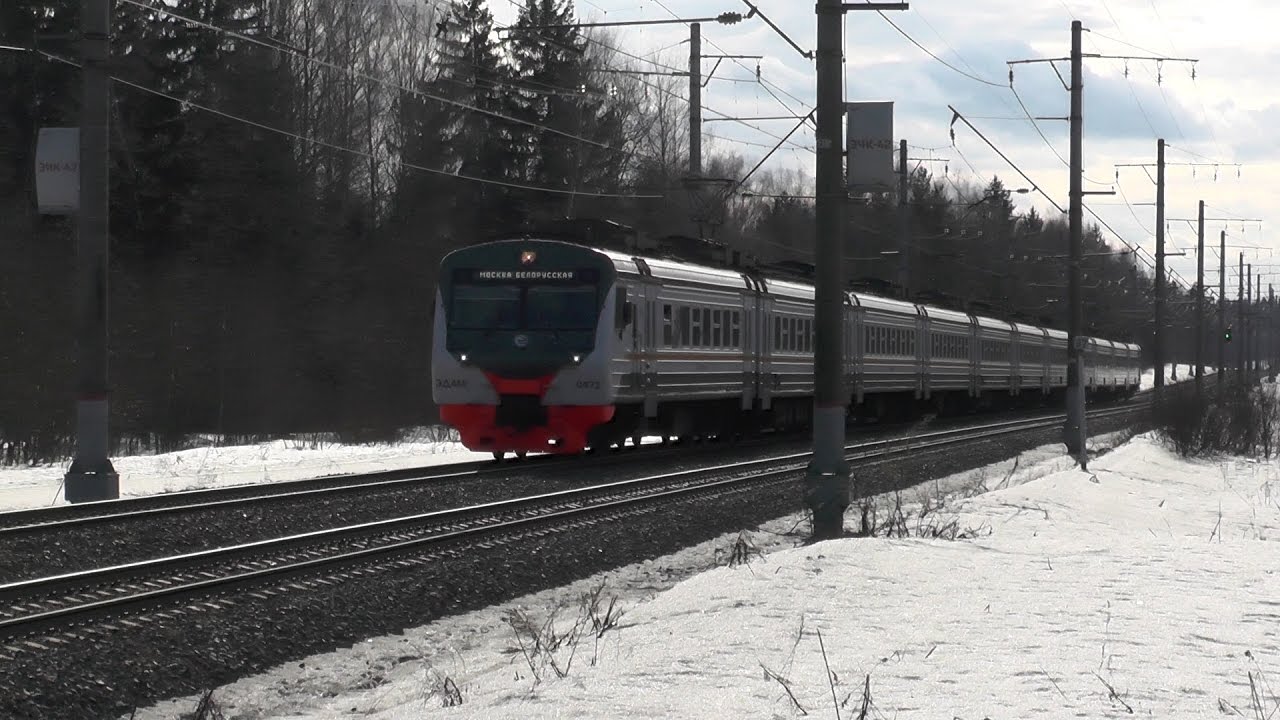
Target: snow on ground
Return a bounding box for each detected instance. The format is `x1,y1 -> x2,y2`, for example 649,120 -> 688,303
0,434 -> 491,513
1139,362 -> 1213,391
125,428 -> 1280,720
0,360 -> 1211,512
0,432 -> 674,513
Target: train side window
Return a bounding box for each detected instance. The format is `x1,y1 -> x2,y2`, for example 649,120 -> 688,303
773,316 -> 782,351
712,309 -> 723,347
701,308 -> 712,347
731,312 -> 741,347
662,305 -> 674,347
690,309 -> 702,347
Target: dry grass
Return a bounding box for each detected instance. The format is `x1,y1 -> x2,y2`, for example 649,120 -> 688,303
503,581 -> 628,684
1156,381 -> 1280,459
851,491 -> 992,541
183,690 -> 226,720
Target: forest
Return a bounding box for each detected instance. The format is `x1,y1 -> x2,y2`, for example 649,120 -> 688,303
1,0 -> 1192,463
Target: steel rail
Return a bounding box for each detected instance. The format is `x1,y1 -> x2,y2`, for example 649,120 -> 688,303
0,397 -> 1144,536
0,433 -> 793,535
0,401 -> 1147,642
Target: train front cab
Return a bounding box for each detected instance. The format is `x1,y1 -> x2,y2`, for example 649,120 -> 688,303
431,240 -> 626,455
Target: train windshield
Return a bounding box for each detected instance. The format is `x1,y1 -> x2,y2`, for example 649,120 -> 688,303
449,285 -> 522,330
526,285 -> 598,330
448,280 -> 599,331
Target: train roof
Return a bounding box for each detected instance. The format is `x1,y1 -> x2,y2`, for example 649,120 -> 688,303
974,315 -> 1016,332
1013,322 -> 1047,338
584,244 -> 1142,353
761,276 -> 816,301
599,248 -> 752,290
917,305 -> 973,325
852,292 -> 922,316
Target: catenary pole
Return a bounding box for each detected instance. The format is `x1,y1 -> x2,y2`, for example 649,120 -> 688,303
1256,273 -> 1262,374
898,138 -> 910,299
1239,253 -> 1246,374
1218,229 -> 1225,387
1195,200 -> 1204,395
808,0 -> 907,541
1153,139 -> 1166,389
1247,263 -> 1253,377
689,22 -> 701,176
1065,20 -> 1087,468
65,0 -> 119,502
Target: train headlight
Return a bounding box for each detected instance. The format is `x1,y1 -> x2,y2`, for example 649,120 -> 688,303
572,354 -> 581,363
460,353 -> 468,363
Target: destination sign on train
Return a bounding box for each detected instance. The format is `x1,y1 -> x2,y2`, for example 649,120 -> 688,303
463,269 -> 594,282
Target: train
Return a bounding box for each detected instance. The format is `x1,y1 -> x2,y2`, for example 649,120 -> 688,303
431,236 -> 1143,458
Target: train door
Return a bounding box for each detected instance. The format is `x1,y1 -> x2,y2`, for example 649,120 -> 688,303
847,301 -> 863,404
916,312 -> 927,400
641,281 -> 659,417
758,293 -> 774,410
1010,328 -> 1022,395
740,289 -> 755,411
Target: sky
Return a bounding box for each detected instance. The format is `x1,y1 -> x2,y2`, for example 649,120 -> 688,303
487,0 -> 1279,297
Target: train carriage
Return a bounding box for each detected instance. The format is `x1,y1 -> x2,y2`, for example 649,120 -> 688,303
857,294 -> 923,398
432,237 -> 1144,456
921,306 -> 976,398
1013,323 -> 1050,394
762,277 -> 819,423
976,317 -> 1016,394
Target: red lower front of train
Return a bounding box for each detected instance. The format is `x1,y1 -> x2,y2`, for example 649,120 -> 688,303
439,373 -> 615,455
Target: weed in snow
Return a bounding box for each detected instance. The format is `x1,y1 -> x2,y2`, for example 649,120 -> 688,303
503,581 -> 627,685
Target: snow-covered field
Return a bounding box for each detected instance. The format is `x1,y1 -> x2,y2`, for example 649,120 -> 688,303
129,428 -> 1280,719
0,361 -> 1204,513
1139,362 -> 1209,391
0,436 -> 491,512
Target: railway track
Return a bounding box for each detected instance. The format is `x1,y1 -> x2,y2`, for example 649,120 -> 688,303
0,393 -> 1150,538
0,401 -> 1147,646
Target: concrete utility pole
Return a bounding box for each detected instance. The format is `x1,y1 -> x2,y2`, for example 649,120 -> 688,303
1247,263 -> 1254,376
1271,284 -> 1276,374
1256,273 -> 1263,374
688,22 -> 701,176
807,0 -> 907,541
1153,139 -> 1166,390
65,0 -> 119,502
898,138 -> 910,300
1239,253 -> 1246,375
1195,200 -> 1205,395
1218,229 -> 1226,387
1065,19 -> 1087,468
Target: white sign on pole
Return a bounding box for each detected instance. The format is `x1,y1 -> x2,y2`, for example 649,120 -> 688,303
36,127 -> 80,215
845,101 -> 894,193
